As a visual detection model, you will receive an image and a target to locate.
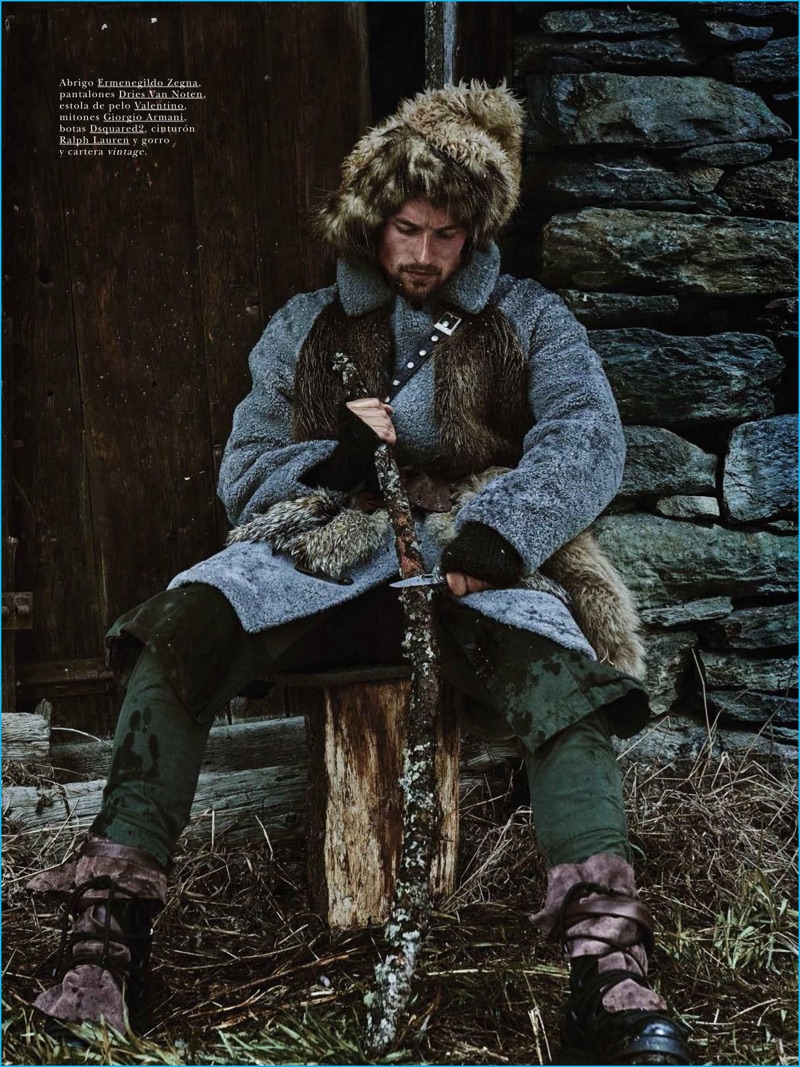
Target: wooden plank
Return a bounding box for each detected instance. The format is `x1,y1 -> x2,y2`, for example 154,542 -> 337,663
178,6 -> 264,536
424,1 -> 457,87
16,657 -> 114,701
277,664 -> 411,687
454,3 -> 512,83
51,5 -> 219,624
242,3 -> 370,318
3,10 -> 104,672
2,313 -> 16,713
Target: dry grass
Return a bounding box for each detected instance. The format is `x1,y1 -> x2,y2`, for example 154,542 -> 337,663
2,750 -> 797,1066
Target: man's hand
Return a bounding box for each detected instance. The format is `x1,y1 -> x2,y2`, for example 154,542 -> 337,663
445,572 -> 494,597
346,398 -> 396,445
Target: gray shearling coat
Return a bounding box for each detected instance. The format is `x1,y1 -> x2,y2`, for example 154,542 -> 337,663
169,244 -> 625,660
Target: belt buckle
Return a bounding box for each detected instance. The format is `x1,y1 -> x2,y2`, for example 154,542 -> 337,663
433,312 -> 463,337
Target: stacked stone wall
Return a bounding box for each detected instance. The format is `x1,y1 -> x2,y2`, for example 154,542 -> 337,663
506,2 -> 798,757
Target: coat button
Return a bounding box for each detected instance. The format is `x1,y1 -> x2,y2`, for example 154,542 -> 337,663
392,378 -> 400,386
431,335 -> 439,342
407,361 -> 415,368
419,349 -> 427,356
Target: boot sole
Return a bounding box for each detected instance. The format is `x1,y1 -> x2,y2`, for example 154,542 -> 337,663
557,1046 -> 688,1066
32,1005 -> 128,1047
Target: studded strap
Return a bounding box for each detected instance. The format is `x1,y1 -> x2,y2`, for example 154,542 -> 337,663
383,308 -> 463,403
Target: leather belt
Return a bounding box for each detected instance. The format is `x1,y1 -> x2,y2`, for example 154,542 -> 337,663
400,467 -> 453,512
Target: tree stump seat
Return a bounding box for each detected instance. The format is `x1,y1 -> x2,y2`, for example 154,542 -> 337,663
268,665 -> 460,929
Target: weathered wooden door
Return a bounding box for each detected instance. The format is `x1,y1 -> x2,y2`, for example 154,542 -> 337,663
3,2 -> 370,730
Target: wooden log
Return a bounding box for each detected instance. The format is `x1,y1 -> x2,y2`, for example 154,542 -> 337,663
2,765 -> 307,848
1,702 -> 51,767
2,707 -> 516,851
50,713 -> 515,784
306,679 -> 460,929
52,715 -> 307,780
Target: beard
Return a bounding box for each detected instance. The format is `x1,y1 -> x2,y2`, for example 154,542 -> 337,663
389,264 -> 445,305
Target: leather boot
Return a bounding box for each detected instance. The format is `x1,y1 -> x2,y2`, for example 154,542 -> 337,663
531,854 -> 691,1065
27,835 -> 167,1036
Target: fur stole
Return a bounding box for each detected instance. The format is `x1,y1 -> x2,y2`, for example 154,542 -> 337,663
227,468 -> 646,680
226,491 -> 390,582
292,298 -> 532,480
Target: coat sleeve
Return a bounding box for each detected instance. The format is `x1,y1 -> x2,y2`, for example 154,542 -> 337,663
453,286 -> 625,572
217,289 -> 342,527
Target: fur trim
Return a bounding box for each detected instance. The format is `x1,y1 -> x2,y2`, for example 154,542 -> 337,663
227,471 -> 645,679
291,303 -> 393,443
293,298 -> 531,480
315,81 -> 525,261
425,468 -> 647,680
542,530 -> 646,680
226,490 -> 390,581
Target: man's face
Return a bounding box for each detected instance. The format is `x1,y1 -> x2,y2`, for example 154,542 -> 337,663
378,198 -> 468,304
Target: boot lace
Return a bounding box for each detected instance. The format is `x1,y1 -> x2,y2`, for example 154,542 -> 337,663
557,880 -> 655,1007
53,875 -> 129,983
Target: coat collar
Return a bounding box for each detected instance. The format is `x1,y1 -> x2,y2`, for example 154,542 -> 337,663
336,242 -> 501,317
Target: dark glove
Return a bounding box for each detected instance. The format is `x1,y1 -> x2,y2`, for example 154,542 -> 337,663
440,522 -> 525,587
302,404 -> 381,492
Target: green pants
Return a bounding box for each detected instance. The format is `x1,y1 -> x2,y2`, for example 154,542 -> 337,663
93,584 -> 649,871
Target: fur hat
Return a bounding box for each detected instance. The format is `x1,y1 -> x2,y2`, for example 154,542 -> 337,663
315,81 -> 525,261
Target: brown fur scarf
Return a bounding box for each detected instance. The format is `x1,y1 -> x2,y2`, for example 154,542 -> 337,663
292,299 -> 532,480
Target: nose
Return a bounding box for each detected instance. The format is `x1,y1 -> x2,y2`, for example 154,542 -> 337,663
414,233 -> 433,265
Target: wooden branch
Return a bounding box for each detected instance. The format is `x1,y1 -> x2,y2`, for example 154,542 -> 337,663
330,351 -> 443,1054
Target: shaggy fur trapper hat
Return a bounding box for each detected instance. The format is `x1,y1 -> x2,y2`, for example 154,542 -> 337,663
315,81 -> 524,262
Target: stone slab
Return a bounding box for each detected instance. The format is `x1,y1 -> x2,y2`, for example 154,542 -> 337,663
642,597 -> 734,629
590,328 -> 783,426
538,10 -> 680,37
706,691 -> 797,738
523,154 -> 692,206
593,513 -> 797,608
690,3 -> 799,18
727,36 -> 799,83
541,208 -> 798,295
701,602 -> 798,649
515,35 -> 700,74
697,20 -> 774,46
718,158 -> 798,220
676,142 -> 773,165
526,74 -> 791,148
616,715 -> 795,763
640,630 -> 697,717
757,296 -> 798,336
559,291 -> 681,329
700,652 -> 798,691
724,415 -> 798,522
655,496 -> 721,520
619,426 -> 717,497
